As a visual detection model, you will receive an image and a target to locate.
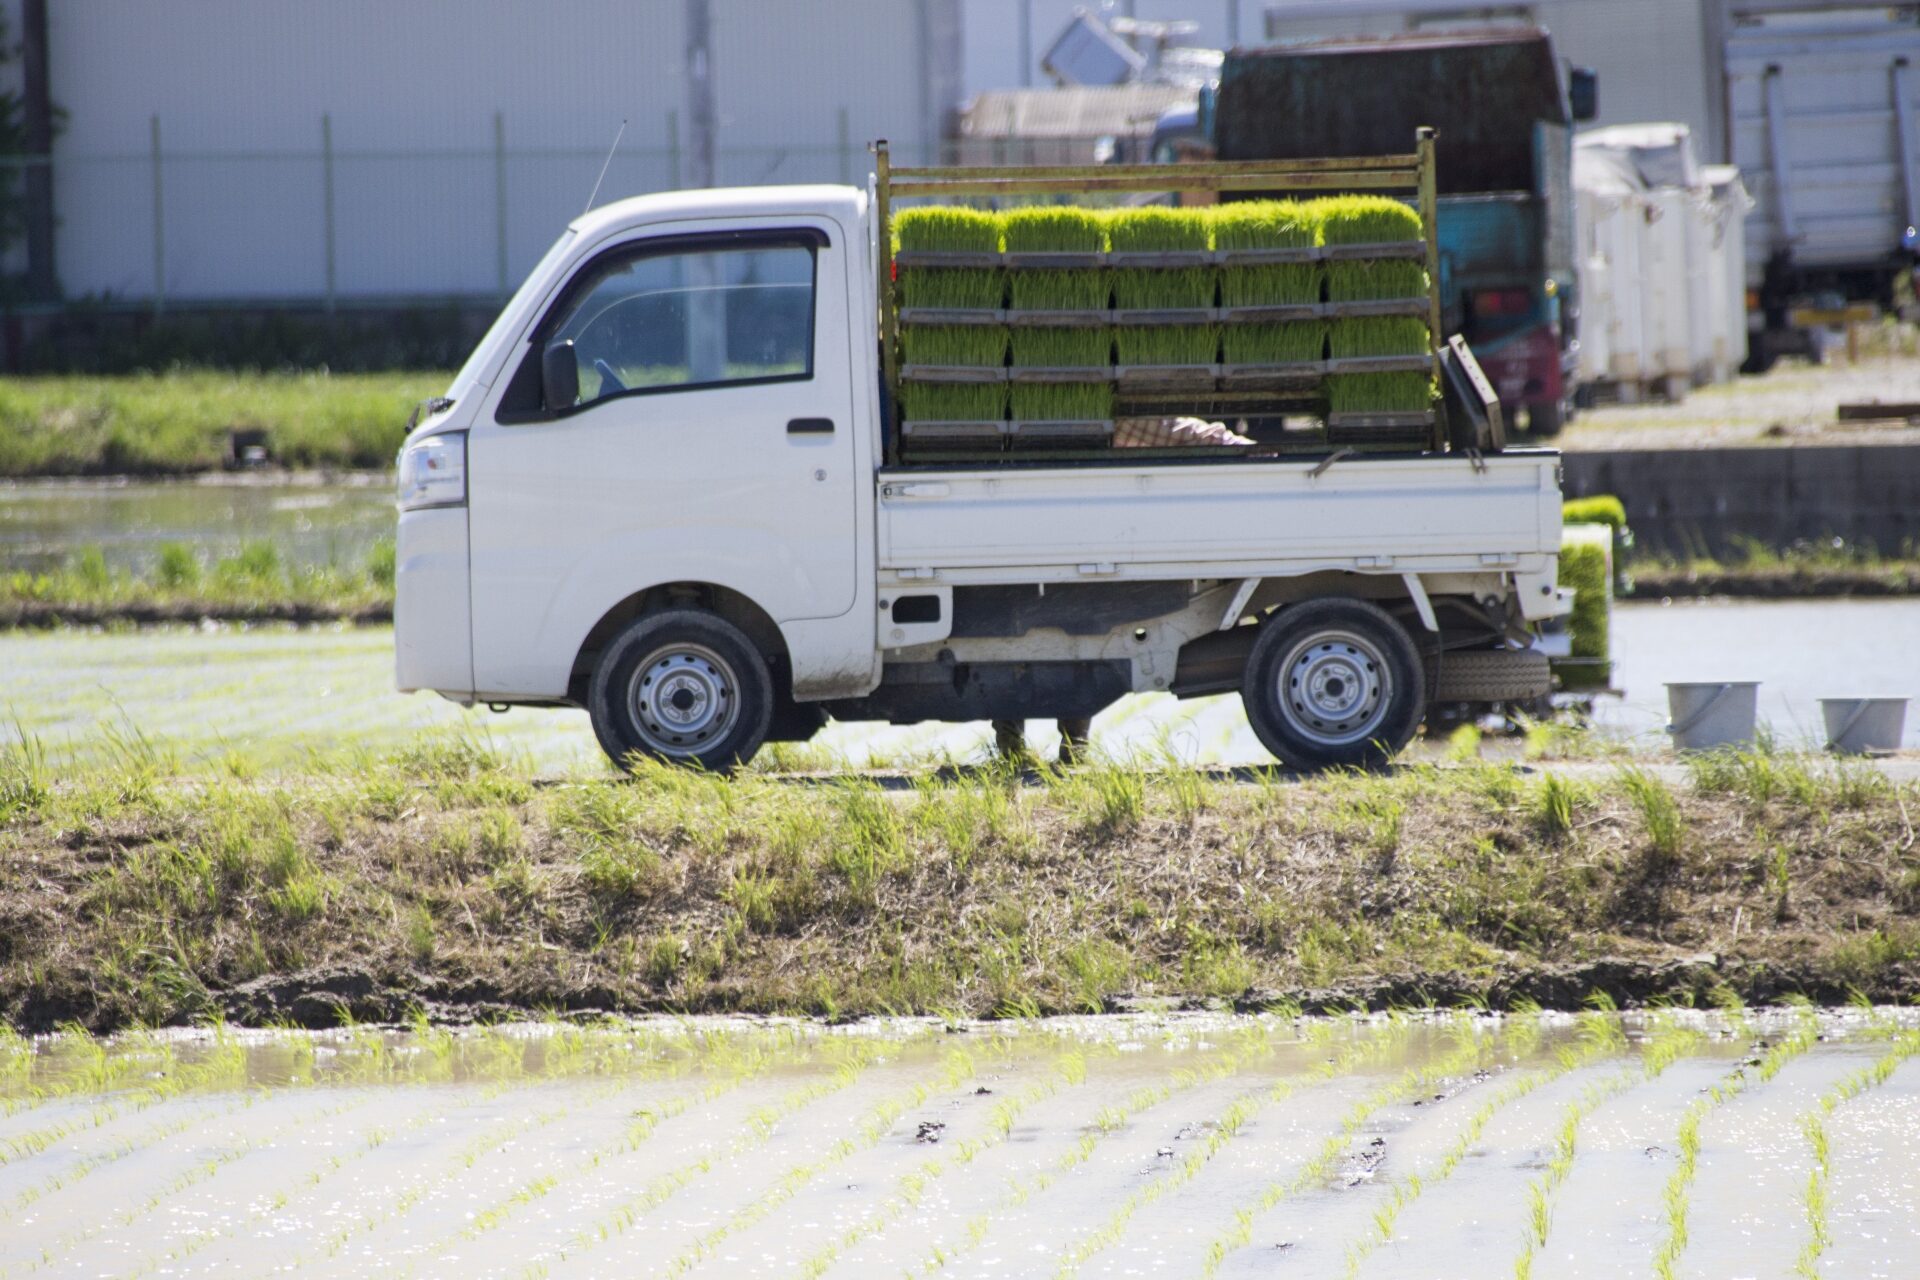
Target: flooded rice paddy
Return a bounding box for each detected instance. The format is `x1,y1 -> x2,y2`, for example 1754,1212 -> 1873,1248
4,599 -> 1917,771
0,478 -> 393,575
0,1010 -> 1915,1278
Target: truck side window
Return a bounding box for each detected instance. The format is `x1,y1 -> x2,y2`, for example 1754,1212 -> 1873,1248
544,240 -> 816,409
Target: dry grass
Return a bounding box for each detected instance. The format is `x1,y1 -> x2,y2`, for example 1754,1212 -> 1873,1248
2,735 -> 1915,1033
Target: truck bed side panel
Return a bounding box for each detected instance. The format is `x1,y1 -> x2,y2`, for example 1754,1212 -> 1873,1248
878,456 -> 1560,578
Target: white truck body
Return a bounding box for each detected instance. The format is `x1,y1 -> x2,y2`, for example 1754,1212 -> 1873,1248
395,181 -> 1568,769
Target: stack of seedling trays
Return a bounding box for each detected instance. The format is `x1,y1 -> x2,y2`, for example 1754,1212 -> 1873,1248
891,195 -> 1436,459
1316,195 -> 1435,448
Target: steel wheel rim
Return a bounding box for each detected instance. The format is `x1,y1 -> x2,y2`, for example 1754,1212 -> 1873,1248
1275,628 -> 1392,748
628,643 -> 739,757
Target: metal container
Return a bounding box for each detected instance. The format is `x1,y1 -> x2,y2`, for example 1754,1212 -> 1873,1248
1820,697 -> 1908,756
1665,681 -> 1759,752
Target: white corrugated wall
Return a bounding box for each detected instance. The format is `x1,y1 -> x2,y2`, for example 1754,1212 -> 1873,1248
47,0 -> 953,302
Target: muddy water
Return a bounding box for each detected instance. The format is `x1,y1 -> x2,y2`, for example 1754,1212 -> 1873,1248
3,599 -> 1917,770
0,477 -> 393,574
1,1011 -> 1915,1279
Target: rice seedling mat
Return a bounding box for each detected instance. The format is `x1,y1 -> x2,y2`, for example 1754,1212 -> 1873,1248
894,243 -> 1422,266
900,297 -> 1426,327
898,364 -> 1011,384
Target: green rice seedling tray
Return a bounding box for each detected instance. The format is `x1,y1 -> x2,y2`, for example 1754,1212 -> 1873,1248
1007,366 -> 1113,383
895,243 -> 1420,266
1326,411 -> 1436,430
902,298 -> 1427,326
1322,354 -> 1434,374
892,251 -> 1002,268
1324,418 -> 1435,449
1114,364 -> 1220,390
1008,419 -> 1114,441
899,420 -> 1008,446
1218,363 -> 1327,386
875,134 -> 1447,457
899,364 -> 1010,384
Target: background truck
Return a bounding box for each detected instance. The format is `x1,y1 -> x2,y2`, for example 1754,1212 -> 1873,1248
1209,27 -> 1594,435
1726,1 -> 1920,367
393,143 -> 1569,773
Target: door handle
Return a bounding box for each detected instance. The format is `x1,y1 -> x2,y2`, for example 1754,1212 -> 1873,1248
787,418 -> 835,435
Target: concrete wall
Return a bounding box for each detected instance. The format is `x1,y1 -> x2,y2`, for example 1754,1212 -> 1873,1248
1562,443 -> 1920,558
45,0 -> 957,303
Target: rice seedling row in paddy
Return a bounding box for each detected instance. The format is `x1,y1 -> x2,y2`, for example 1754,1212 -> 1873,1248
269,1022 -> 777,1270
896,1022 -> 1284,1279
1650,1007 -> 1822,1280
1338,1011 -> 1641,1280
508,1037 -> 924,1277
385,1038 -> 834,1276
1791,1023 -> 1920,1277
635,1045 -> 989,1279
1049,1021 -> 1421,1278
16,1090 -> 380,1275
1195,1014 -> 1505,1276
114,1073 -> 581,1280
1509,1015 -> 1705,1279
794,1045 -> 1097,1278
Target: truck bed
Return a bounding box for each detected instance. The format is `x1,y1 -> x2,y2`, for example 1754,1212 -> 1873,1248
877,451 -> 1561,584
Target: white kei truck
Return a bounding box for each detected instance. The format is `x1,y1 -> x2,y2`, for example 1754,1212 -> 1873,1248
394,139 -> 1570,772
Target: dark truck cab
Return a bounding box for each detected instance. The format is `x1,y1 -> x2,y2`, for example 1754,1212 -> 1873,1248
1210,28 -> 1591,435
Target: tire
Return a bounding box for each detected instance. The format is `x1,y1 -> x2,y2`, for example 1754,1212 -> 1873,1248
1525,399 -> 1566,437
1242,597 -> 1426,772
587,609 -> 773,772
1428,648 -> 1552,703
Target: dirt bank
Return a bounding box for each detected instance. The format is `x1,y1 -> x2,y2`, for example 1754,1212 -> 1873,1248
3,741 -> 1914,1034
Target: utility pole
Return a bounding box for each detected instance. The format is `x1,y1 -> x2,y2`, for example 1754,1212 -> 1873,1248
20,0 -> 56,301
685,0 -> 715,190
1019,0 -> 1032,88
684,0 -> 723,381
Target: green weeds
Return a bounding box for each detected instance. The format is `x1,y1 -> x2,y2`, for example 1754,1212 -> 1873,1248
0,370 -> 444,477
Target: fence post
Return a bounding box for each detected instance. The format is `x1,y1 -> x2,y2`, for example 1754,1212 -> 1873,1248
494,111 -> 509,298
666,109 -> 681,189
321,112 -> 337,315
837,106 -> 851,185
149,114 -> 165,315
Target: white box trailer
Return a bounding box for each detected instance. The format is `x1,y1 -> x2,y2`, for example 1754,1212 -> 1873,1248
1573,125 -> 1750,396
394,147 -> 1570,773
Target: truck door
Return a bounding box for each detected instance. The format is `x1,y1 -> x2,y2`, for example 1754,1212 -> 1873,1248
466,221 -> 858,697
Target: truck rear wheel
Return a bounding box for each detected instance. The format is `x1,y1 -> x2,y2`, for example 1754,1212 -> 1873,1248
1525,399 -> 1566,437
588,609 -> 773,772
1243,597 -> 1425,772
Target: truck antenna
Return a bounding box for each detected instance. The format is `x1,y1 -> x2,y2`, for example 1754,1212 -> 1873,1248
583,118 -> 628,215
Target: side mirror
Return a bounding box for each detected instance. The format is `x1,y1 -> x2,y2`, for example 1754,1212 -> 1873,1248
542,339 -> 580,413
1568,67 -> 1598,123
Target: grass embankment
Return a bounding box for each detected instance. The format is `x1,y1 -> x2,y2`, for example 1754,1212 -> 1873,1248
0,370 -> 447,477
1623,544 -> 1920,599
1,538 -> 395,626
2,732 -> 1914,1034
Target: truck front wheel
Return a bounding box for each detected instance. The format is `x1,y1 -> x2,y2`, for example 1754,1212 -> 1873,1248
588,609 -> 773,772
1243,598 -> 1425,772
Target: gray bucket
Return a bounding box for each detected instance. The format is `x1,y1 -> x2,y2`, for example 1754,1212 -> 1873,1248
1820,697 -> 1908,755
1665,682 -> 1759,752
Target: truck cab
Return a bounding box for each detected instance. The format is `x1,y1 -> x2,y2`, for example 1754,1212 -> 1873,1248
397,156 -> 1570,773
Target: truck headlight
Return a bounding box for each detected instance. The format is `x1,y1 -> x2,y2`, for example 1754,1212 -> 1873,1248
397,432 -> 467,511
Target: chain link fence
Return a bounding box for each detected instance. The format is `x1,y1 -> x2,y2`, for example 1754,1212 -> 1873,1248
34,111 -> 946,310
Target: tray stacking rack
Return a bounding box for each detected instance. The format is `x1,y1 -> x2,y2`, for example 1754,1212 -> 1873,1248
872,130 -> 1445,462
